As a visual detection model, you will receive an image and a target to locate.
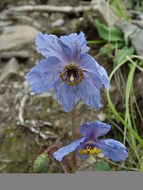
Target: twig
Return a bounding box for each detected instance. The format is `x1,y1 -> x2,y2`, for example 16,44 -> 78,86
18,93 -> 57,140
9,5 -> 92,14
18,94 -> 29,125
60,162 -> 68,173
35,135 -> 43,146
0,159 -> 18,164
21,124 -> 57,140
39,131 -> 57,140
127,55 -> 143,72
46,144 -> 59,154
131,55 -> 143,60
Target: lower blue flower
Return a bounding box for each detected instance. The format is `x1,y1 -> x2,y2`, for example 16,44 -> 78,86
53,121 -> 128,162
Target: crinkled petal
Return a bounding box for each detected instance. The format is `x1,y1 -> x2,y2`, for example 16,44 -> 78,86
54,82 -> 79,112
79,53 -> 110,89
26,57 -> 60,93
76,74 -> 102,109
60,32 -> 90,61
96,139 -> 128,162
35,32 -> 67,63
80,121 -> 111,139
53,137 -> 86,161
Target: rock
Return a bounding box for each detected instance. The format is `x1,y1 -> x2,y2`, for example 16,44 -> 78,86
118,20 -> 143,56
131,20 -> 143,30
0,58 -> 20,82
52,19 -> 65,27
0,51 -> 30,59
97,112 -> 106,121
0,21 -> 12,29
43,121 -> 52,127
118,20 -> 137,34
37,92 -> 52,98
130,10 -> 143,21
91,0 -> 118,26
55,120 -> 60,128
0,25 -> 38,52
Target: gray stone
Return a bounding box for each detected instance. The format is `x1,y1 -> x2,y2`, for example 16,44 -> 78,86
0,21 -> 12,29
118,20 -> 143,56
0,51 -> 30,59
131,20 -> 143,30
130,10 -> 143,21
37,92 -> 52,97
52,19 -> 65,27
91,0 -> 118,26
0,58 -> 20,82
97,112 -> 106,121
0,25 -> 38,52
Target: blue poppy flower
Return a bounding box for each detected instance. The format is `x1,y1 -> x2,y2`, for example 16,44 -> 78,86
53,121 -> 128,162
26,32 -> 110,112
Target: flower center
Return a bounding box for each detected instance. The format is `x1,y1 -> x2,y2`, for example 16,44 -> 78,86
59,64 -> 84,86
78,145 -> 101,156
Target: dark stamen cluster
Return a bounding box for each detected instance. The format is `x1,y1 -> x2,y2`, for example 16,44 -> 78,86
59,64 -> 84,86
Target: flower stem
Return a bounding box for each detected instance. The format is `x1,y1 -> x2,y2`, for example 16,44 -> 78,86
70,107 -> 78,173
71,109 -> 75,142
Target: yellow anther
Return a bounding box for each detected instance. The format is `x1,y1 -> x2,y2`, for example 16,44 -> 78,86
95,148 -> 101,154
78,146 -> 101,155
90,148 -> 95,154
78,149 -> 87,155
78,149 -> 82,154
70,75 -> 74,82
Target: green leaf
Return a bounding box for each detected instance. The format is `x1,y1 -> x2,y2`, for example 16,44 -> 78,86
95,19 -> 123,42
33,153 -> 50,173
94,162 -> 111,171
100,42 -> 124,57
115,46 -> 134,65
100,46 -> 109,55
100,46 -> 113,57
111,42 -> 124,49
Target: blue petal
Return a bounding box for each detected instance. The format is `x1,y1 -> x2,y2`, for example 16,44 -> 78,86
26,57 -> 60,93
76,74 -> 102,109
96,139 -> 128,162
79,53 -> 110,89
60,32 -> 90,61
80,121 -> 111,139
54,82 -> 79,112
35,32 -> 67,63
53,137 -> 86,161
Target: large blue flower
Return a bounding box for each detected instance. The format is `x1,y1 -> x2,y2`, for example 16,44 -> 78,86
26,32 -> 110,112
53,121 -> 128,162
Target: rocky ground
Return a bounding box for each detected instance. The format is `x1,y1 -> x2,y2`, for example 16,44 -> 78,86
0,0 -> 143,173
